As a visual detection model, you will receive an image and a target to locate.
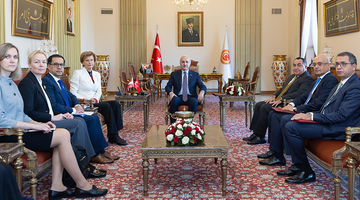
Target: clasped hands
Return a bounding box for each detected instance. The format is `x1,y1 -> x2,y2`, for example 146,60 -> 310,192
52,113 -> 74,121
264,96 -> 282,107
169,91 -> 205,102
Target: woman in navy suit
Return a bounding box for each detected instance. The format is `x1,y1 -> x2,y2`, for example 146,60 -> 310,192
70,51 -> 126,145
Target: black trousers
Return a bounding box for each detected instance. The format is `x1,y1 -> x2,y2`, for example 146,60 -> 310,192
0,162 -> 22,200
169,95 -> 198,123
95,100 -> 123,137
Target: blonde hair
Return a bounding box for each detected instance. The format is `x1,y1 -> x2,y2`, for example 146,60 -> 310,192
0,43 -> 22,81
80,51 -> 96,64
28,50 -> 47,64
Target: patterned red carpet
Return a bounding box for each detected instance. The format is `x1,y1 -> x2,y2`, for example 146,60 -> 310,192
22,95 -> 356,199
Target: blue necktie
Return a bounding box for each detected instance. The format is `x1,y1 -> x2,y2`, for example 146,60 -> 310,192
304,77 -> 321,105
58,80 -> 70,107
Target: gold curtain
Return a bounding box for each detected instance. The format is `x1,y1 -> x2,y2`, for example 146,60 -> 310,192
0,0 -> 5,43
235,0 -> 261,93
53,0 -> 81,76
119,0 -> 147,77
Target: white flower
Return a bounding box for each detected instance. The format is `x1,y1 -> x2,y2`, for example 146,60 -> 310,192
166,134 -> 174,141
200,129 -> 204,134
182,136 -> 189,145
229,91 -> 234,95
191,130 -> 196,136
176,124 -> 183,129
197,133 -> 202,140
190,124 -> 195,129
183,123 -> 188,127
175,130 -> 183,136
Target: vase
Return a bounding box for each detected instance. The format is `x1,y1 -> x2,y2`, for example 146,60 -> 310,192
271,55 -> 287,91
94,55 -> 110,100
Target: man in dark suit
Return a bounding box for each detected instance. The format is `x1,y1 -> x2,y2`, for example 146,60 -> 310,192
165,55 -> 206,123
42,54 -> 120,164
182,18 -> 200,43
67,8 -> 72,32
257,54 -> 338,166
244,57 -> 313,145
279,52 -> 360,184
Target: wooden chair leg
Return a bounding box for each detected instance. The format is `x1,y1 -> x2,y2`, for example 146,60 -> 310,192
29,177 -> 37,200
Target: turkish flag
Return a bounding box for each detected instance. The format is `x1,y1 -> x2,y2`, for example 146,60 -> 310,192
126,78 -> 134,92
151,33 -> 163,74
134,78 -> 141,93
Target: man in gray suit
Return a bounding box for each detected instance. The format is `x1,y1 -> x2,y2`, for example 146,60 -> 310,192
243,57 -> 314,145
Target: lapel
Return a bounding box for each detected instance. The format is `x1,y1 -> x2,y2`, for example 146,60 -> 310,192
81,68 -> 94,85
46,73 -> 69,104
28,71 -> 47,103
326,73 -> 356,105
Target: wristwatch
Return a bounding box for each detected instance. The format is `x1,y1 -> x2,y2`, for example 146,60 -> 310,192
293,107 -> 296,112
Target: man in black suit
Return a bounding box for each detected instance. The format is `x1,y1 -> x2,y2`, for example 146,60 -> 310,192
279,52 -> 360,184
257,54 -> 338,166
182,18 -> 199,43
244,57 -> 313,145
165,55 -> 206,123
67,8 -> 72,32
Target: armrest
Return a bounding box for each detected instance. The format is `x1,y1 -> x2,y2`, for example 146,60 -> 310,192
0,128 -> 24,144
345,127 -> 360,142
77,98 -> 96,109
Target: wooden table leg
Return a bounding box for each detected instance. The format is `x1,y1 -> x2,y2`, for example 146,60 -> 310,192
119,101 -> 125,121
245,102 -> 248,127
220,99 -> 225,131
221,158 -> 228,197
142,152 -> 150,196
13,157 -> 23,193
143,99 -> 149,132
347,156 -> 356,200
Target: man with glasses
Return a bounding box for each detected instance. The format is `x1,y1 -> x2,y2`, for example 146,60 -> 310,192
257,54 -> 338,166
278,52 -> 360,184
243,57 -> 313,145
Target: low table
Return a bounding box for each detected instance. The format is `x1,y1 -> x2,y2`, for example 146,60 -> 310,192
213,92 -> 255,130
140,125 -> 231,196
115,94 -> 150,132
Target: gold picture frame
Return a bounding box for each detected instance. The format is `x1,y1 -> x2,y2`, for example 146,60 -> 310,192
324,0 -> 360,37
66,0 -> 75,35
12,0 -> 53,40
178,12 -> 203,46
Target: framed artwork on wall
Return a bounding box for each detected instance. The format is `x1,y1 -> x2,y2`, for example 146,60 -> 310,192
178,12 -> 203,46
12,0 -> 53,39
324,0 -> 359,36
66,0 -> 75,35
140,63 -> 153,74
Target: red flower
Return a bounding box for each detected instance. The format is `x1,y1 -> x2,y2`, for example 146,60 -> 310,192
195,127 -> 199,132
174,136 -> 179,143
171,128 -> 176,133
184,130 -> 189,136
193,137 -> 197,143
165,131 -> 170,136
199,132 -> 202,137
186,126 -> 192,131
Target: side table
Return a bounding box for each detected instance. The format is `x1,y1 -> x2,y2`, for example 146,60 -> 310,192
0,143 -> 25,193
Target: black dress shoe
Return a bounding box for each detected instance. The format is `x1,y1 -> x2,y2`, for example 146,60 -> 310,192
48,187 -> 75,200
243,133 -> 257,141
277,164 -> 300,176
89,164 -> 107,173
75,185 -> 108,198
247,136 -> 266,145
259,155 -> 286,166
88,168 -> 106,179
285,171 -> 316,184
109,135 -> 127,145
257,150 -> 275,159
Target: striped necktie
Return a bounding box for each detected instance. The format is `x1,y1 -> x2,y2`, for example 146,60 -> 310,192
320,82 -> 343,113
182,71 -> 188,102
275,76 -> 297,101
304,77 -> 321,105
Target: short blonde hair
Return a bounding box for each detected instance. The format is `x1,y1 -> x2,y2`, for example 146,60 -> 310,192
80,51 -> 96,63
0,43 -> 22,81
28,50 -> 47,64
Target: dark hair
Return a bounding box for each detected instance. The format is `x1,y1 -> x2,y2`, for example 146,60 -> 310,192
337,52 -> 357,65
294,57 -> 307,66
48,54 -> 65,65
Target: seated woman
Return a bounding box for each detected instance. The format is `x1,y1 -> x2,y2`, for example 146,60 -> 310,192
70,51 -> 127,145
0,43 -> 107,199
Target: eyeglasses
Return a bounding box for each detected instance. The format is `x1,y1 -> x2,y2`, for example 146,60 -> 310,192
311,62 -> 328,67
293,63 -> 304,67
50,63 -> 64,67
335,62 -> 352,67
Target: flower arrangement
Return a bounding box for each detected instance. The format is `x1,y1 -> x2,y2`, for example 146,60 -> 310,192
165,118 -> 205,146
226,84 -> 245,96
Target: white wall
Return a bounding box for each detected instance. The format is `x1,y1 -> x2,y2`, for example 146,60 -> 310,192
318,0 -> 360,64
80,0 -> 95,55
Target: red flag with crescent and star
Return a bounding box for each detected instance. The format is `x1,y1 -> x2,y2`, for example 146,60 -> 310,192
219,30 -> 233,82
151,32 -> 163,74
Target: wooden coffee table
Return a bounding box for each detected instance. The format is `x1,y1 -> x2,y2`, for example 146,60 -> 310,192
140,125 -> 231,196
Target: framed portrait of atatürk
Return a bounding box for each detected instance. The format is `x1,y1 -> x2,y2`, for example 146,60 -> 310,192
12,0 -> 53,39
178,12 -> 203,46
66,0 -> 75,35
324,0 -> 359,36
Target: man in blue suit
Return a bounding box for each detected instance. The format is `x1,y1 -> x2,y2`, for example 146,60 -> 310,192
279,52 -> 360,184
42,54 -> 119,164
165,55 -> 206,123
257,54 -> 338,166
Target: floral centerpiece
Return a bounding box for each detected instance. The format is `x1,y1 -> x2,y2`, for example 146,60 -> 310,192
226,84 -> 245,96
165,118 -> 205,146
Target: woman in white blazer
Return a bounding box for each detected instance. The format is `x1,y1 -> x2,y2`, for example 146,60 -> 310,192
70,51 -> 127,146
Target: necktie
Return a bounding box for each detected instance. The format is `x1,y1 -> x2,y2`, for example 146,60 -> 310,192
58,80 -> 70,107
320,82 -> 343,113
190,29 -> 193,35
89,71 -> 95,83
182,71 -> 188,102
304,77 -> 321,105
275,76 -> 298,101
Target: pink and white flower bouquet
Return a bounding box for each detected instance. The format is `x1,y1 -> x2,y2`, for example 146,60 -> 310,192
165,119 -> 205,146
226,84 -> 245,96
